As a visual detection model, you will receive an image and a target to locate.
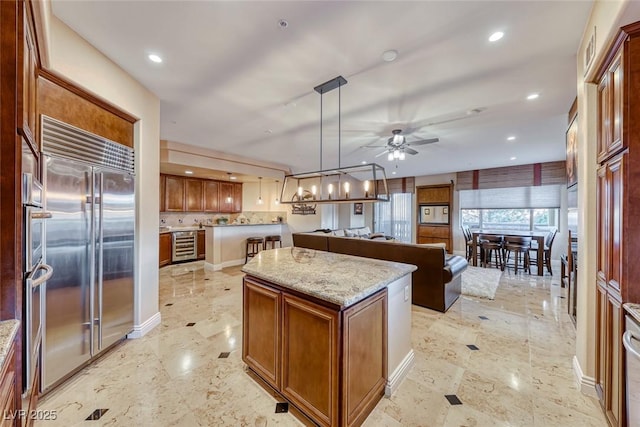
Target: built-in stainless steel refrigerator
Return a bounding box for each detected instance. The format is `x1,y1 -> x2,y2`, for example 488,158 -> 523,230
41,116 -> 135,392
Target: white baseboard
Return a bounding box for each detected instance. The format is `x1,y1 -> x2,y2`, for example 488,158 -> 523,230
385,349 -> 414,397
127,312 -> 161,339
204,259 -> 244,272
573,355 -> 598,398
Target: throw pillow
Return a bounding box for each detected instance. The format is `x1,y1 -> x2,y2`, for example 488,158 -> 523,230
358,227 -> 372,235
333,229 -> 345,237
369,232 -> 385,239
345,230 -> 357,237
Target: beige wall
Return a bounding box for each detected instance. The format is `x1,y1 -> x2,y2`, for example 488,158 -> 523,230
574,0 -> 640,392
45,14 -> 162,333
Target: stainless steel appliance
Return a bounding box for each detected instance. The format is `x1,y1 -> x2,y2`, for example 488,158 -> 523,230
172,231 -> 197,262
41,115 -> 135,392
22,173 -> 53,395
625,314 -> 640,426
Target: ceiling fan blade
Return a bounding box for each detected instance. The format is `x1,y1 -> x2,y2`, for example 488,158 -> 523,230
375,150 -> 389,158
405,147 -> 419,155
410,137 -> 439,146
361,145 -> 387,149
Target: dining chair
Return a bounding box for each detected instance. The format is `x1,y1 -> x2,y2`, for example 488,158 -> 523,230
461,226 -> 474,261
529,228 -> 557,275
479,234 -> 504,270
503,235 -> 532,274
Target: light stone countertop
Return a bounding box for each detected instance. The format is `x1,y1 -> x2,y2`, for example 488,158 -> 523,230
242,247 -> 417,308
624,303 -> 640,324
160,223 -> 284,234
0,320 -> 19,369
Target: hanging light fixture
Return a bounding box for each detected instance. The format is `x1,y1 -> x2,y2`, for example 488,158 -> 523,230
256,177 -> 264,205
274,180 -> 280,205
280,76 -> 389,205
225,172 -> 233,203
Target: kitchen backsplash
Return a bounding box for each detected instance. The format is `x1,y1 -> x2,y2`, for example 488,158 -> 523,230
160,211 -> 288,226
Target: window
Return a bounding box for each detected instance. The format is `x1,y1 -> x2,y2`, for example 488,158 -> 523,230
374,193 -> 412,243
461,208 -> 559,231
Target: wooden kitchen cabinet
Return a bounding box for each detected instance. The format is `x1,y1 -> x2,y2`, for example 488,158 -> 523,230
185,179 -> 204,212
159,174 -> 166,212
219,182 -> 234,213
197,230 -> 205,260
203,180 -> 220,213
159,233 -> 172,267
233,183 -> 243,213
593,22 -> 640,427
416,184 -> 453,251
243,275 -> 387,427
164,175 -> 185,212
18,0 -> 38,148
0,338 -> 18,427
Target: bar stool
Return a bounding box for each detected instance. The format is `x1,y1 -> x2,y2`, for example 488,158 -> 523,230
264,235 -> 282,250
245,237 -> 264,263
504,235 -> 532,274
479,234 -> 504,270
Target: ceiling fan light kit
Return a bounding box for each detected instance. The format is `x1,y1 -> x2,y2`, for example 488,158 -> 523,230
280,76 -> 389,206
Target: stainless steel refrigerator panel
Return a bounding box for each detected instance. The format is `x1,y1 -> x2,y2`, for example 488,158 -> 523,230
42,156 -> 93,391
95,169 -> 134,351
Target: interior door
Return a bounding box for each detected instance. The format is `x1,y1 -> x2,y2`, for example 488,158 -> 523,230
95,168 -> 135,352
42,155 -> 93,391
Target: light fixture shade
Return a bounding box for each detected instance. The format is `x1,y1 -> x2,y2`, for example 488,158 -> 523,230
280,163 -> 389,204
387,152 -> 394,161
399,151 -> 406,160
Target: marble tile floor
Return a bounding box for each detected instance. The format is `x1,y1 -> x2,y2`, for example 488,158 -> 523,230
36,261 -> 607,426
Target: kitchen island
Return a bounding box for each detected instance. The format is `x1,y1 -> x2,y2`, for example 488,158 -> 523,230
241,248 -> 416,427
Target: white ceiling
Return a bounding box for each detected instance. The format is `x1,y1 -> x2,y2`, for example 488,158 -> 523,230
51,1 -> 593,179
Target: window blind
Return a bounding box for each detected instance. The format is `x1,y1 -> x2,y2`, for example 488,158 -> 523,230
459,185 -> 561,209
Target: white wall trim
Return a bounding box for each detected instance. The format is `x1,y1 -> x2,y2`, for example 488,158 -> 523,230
127,312 -> 161,339
573,355 -> 598,398
385,349 -> 414,397
204,258 -> 244,272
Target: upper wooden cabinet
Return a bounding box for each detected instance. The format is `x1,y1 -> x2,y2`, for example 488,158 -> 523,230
204,180 -> 220,213
417,185 -> 450,204
160,174 -> 242,213
18,1 -> 38,148
164,175 -> 185,211
416,184 -> 453,252
597,47 -> 625,163
185,179 -> 204,212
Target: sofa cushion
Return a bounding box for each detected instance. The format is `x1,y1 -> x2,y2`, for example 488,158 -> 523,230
357,227 -> 372,236
345,229 -> 358,237
333,229 -> 345,237
443,255 -> 468,283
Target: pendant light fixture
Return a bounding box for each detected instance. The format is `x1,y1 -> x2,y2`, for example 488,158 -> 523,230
256,177 -> 264,205
274,180 -> 280,205
280,76 -> 389,205
225,172 -> 233,203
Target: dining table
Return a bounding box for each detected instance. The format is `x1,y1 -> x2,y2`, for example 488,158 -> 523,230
470,230 -> 549,276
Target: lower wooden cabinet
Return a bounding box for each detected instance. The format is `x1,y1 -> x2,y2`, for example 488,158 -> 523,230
0,338 -> 18,427
159,233 -> 172,267
243,276 -> 387,427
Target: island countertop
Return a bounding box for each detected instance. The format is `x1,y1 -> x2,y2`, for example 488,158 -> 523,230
624,303 -> 640,324
242,247 -> 416,308
0,320 -> 19,369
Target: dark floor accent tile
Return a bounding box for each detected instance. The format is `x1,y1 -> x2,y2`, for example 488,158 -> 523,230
478,315 -> 489,320
445,395 -> 463,405
224,288 -> 230,291
186,322 -> 196,327
86,409 -> 109,420
466,344 -> 479,350
165,303 -> 173,306
218,352 -> 230,359
275,402 -> 289,413
205,278 -> 210,281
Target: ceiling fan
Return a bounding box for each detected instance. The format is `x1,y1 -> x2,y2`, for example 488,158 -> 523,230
361,129 -> 439,161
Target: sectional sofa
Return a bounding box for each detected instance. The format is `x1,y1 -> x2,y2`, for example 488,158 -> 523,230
292,231 -> 468,312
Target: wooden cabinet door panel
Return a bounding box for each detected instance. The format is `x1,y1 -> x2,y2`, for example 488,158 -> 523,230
19,2 -> 38,147
417,187 -> 450,204
233,183 -> 243,213
159,233 -> 172,267
596,165 -> 608,283
608,154 -> 625,293
197,230 -> 205,260
159,175 -> 166,212
610,51 -> 624,155
595,281 -> 607,401
204,181 -> 220,213
342,290 -> 387,427
605,294 -> 624,427
185,179 -> 204,212
219,183 -> 234,213
243,279 -> 281,390
597,75 -> 611,162
164,176 -> 185,211
282,294 -> 338,427
418,225 -> 449,238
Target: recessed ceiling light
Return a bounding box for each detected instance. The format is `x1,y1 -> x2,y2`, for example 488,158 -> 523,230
489,31 -> 504,42
391,171 -> 397,175
382,49 -> 398,62
185,170 -> 193,175
229,176 -> 237,180
148,54 -> 162,63
361,160 -> 367,164
278,19 -> 289,29
527,93 -> 539,100
510,156 -> 517,161
507,136 -> 516,141
264,129 -> 273,134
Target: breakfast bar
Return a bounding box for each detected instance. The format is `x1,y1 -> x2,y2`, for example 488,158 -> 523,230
241,247 -> 416,427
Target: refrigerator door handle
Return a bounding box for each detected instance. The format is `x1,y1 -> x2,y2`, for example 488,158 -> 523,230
97,173 -> 104,351
624,330 -> 640,360
89,177 -> 96,358
30,212 -> 53,219
27,263 -> 54,289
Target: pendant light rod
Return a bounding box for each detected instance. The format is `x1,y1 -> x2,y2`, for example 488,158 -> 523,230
339,83 -> 341,168
320,93 -> 323,170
